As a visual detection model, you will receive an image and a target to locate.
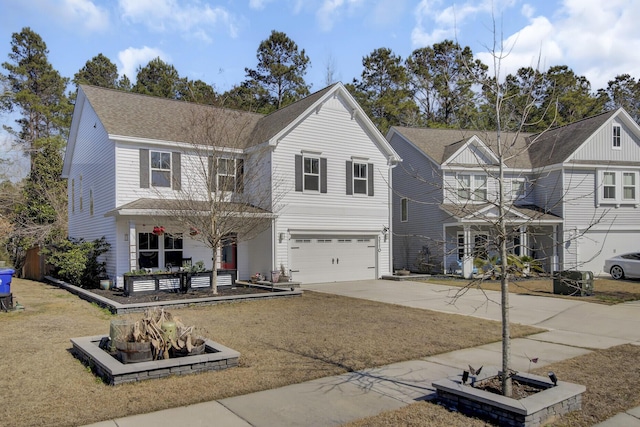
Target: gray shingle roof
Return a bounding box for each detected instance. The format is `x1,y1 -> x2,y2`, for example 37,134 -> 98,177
440,203 -> 561,222
392,109 -> 618,169
108,198 -> 272,215
79,83 -> 339,149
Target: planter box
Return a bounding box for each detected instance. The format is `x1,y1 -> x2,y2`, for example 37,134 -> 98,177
433,367 -> 585,427
124,271 -> 214,295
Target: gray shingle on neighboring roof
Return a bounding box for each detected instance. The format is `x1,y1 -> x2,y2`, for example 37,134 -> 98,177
393,109 -> 618,169
528,109 -> 617,168
440,203 -> 561,221
79,83 -> 339,149
393,127 -> 533,168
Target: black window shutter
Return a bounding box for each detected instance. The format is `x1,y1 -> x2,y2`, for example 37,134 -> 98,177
172,152 -> 181,190
208,156 -> 216,192
295,155 -> 302,191
368,163 -> 374,196
346,161 -> 353,195
140,149 -> 149,188
236,158 -> 244,193
320,158 -> 327,193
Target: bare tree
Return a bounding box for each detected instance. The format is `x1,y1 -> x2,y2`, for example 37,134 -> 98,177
391,19 -> 612,398
147,105 -> 282,293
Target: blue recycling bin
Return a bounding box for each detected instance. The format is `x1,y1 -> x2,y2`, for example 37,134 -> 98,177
0,268 -> 15,294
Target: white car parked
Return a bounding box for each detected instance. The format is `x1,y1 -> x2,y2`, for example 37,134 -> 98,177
604,253 -> 640,280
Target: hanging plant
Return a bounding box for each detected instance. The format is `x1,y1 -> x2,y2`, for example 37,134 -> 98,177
153,225 -> 165,236
189,227 -> 200,236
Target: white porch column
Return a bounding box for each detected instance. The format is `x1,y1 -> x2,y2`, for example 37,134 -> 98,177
128,220 -> 137,272
519,226 -> 528,257
462,225 -> 474,279
552,224 -> 559,272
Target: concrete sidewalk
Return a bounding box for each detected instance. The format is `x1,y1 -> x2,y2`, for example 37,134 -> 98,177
83,279 -> 640,427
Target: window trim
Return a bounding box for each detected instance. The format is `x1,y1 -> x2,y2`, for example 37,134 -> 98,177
150,150 -> 172,188
613,125 -> 621,149
401,198 -> 408,222
597,169 -> 640,207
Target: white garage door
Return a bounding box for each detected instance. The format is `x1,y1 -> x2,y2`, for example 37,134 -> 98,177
578,230 -> 640,274
290,235 -> 377,284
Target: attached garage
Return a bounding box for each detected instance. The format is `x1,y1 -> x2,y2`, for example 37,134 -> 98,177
577,230 -> 640,275
290,235 -> 377,284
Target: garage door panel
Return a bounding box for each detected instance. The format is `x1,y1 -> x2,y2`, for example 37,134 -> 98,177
291,236 -> 376,284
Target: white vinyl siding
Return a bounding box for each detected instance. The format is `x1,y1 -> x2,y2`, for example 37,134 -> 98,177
269,94 -> 392,279
572,119 -> 640,162
66,92 -> 118,279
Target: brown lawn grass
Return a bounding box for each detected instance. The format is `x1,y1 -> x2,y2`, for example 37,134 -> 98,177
423,276 -> 640,304
2,278 -> 541,427
344,344 -> 640,427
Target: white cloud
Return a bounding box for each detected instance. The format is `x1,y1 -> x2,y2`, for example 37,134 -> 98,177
118,0 -> 239,41
249,0 -> 272,9
477,15 -> 562,78
42,0 -> 110,32
412,0 -> 516,46
117,46 -> 170,80
316,0 -> 364,31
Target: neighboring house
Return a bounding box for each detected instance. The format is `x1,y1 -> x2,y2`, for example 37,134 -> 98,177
388,108 -> 640,277
62,83 -> 401,287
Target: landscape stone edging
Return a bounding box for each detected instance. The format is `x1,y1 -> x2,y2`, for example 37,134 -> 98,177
71,335 -> 240,385
433,367 -> 585,427
45,276 -> 302,314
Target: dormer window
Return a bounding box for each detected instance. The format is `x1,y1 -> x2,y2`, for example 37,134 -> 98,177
613,125 -> 621,148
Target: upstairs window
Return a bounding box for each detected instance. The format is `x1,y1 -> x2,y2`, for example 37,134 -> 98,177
217,158 -> 243,192
457,174 -> 487,202
353,163 -> 368,194
603,172 -> 616,200
623,172 -> 636,200
295,154 -> 327,193
613,125 -> 621,148
511,179 -> 526,199
304,156 -> 320,191
598,170 -> 640,206
151,151 -> 171,187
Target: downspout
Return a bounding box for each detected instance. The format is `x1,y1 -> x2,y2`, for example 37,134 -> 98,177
388,159 -> 398,275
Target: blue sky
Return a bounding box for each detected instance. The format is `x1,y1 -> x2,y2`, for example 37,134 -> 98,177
1,0 -> 640,176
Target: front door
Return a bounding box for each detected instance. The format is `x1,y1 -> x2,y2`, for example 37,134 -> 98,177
220,234 -> 237,270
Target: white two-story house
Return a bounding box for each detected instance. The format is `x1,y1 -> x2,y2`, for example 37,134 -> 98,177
62,83 -> 400,287
388,108 -> 640,277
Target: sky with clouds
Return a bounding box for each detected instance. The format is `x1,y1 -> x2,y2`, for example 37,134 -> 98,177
2,0 -> 639,95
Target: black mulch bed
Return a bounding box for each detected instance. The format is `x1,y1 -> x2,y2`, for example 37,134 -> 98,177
90,285 -> 272,305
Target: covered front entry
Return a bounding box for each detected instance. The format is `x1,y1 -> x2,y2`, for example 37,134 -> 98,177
290,234 -> 377,284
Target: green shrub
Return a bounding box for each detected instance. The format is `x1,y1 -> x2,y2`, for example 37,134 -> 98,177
43,237 -> 110,287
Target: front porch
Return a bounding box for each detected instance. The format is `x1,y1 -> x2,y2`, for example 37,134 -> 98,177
441,204 -> 563,279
